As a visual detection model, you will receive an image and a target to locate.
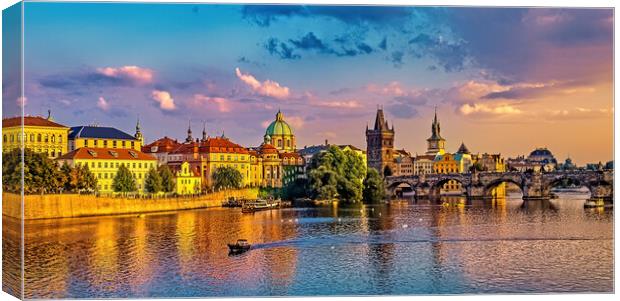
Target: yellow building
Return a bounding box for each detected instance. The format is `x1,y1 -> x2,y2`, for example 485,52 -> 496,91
173,162 -> 202,195
57,147 -> 157,193
164,133 -> 252,188
433,143 -> 473,193
2,113 -> 69,159
68,121 -> 142,152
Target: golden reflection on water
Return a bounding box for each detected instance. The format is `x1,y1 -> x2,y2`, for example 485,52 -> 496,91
7,192 -> 614,298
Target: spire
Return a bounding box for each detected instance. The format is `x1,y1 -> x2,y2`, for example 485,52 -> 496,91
186,120 -> 193,143
373,107 -> 388,131
429,106 -> 442,140
457,142 -> 470,154
202,121 -> 207,142
276,109 -> 283,121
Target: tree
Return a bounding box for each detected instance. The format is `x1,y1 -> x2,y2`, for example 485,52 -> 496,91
144,167 -> 163,193
363,168 -> 385,203
2,148 -> 62,194
113,164 -> 136,193
158,165 -> 175,193
212,166 -> 243,190
282,178 -> 309,200
59,162 -> 74,192
307,146 -> 367,203
79,164 -> 97,192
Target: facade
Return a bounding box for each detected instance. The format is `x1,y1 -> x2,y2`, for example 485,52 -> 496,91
57,147 -> 157,193
68,123 -> 142,152
432,143 -> 473,193
366,108 -> 396,176
413,154 -> 435,175
264,110 -> 296,153
474,153 -> 506,172
173,161 -> 202,195
393,149 -> 414,176
426,108 -> 446,155
2,113 -> 69,159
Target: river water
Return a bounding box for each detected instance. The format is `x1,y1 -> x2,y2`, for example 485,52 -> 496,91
3,192 -> 614,298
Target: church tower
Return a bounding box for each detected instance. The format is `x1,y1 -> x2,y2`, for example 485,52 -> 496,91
366,107 -> 395,176
426,107 -> 446,155
185,120 -> 193,143
134,116 -> 144,147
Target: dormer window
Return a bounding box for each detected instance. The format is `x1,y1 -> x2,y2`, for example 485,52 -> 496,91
108,150 -> 118,158
87,150 -> 98,157
129,151 -> 138,158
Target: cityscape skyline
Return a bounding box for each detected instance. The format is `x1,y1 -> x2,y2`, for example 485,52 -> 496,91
3,3 -> 613,165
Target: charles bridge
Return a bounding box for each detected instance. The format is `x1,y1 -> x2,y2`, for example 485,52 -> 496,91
385,169 -> 614,201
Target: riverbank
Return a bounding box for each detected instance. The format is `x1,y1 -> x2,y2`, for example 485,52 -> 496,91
2,188 -> 258,220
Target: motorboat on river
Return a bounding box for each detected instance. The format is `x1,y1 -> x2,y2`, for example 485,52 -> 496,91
227,239 -> 251,254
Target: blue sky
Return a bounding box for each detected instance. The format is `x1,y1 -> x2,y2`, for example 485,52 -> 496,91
3,2 -> 614,164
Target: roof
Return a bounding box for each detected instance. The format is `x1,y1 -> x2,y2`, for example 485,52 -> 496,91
170,137 -> 249,155
258,143 -> 279,154
142,136 -> 181,153
457,142 -> 471,154
529,148 -> 553,157
3,116 -> 68,128
68,126 -> 137,140
265,110 -> 294,137
415,154 -> 436,161
57,147 -> 156,161
280,152 -> 302,159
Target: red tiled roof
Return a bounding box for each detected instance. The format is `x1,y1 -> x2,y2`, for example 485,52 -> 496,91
142,136 -> 181,153
258,143 -> 279,154
3,116 -> 68,128
280,152 -> 301,159
57,147 -> 156,161
170,137 -> 249,155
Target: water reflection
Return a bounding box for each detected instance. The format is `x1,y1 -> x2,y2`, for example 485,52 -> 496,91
6,192 -> 613,298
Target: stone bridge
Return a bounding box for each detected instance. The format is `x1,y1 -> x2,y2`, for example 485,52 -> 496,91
385,170 -> 613,201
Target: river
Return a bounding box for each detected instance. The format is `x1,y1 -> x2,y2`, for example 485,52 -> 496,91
2,192 -> 613,298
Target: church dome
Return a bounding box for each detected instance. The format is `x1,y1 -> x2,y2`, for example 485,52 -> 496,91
265,110 -> 294,136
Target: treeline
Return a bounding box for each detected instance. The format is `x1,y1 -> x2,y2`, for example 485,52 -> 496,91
2,148 -> 96,194
282,146 -> 385,204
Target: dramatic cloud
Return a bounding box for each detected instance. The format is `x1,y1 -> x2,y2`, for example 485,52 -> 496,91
96,66 -> 154,84
151,90 -> 176,111
235,68 -> 290,99
265,32 -> 377,60
192,94 -> 231,112
96,96 -> 110,111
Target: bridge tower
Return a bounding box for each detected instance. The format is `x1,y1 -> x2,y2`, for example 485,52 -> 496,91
366,107 -> 395,176
426,107 -> 446,155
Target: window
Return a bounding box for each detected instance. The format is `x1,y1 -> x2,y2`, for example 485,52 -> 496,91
37,134 -> 42,142
98,162 -> 102,168
30,134 -> 34,142
3,135 -> 6,143
51,150 -> 55,157
104,162 -> 108,168
59,136 -> 62,143
113,141 -> 117,148
45,134 -> 49,143
51,135 -> 55,143
103,140 -> 108,147
122,141 -> 126,148
131,141 -> 135,148
278,140 -> 282,147
133,163 -> 136,168
84,139 -> 89,147
9,135 -> 14,143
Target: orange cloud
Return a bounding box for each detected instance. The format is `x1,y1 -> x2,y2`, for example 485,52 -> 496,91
192,94 -> 231,112
151,90 -> 176,111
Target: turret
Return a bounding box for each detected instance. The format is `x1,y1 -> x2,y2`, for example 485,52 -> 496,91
134,116 -> 144,146
185,120 -> 193,143
201,121 -> 207,142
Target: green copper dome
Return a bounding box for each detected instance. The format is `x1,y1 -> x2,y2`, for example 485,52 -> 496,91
265,110 -> 294,136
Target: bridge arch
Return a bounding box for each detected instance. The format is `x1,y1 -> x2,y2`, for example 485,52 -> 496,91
386,181 -> 416,198
429,176 -> 467,198
483,177 -> 524,198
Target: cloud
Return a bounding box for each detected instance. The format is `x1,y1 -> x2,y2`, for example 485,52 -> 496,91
16,96 -> 27,108
458,103 -> 522,116
317,100 -> 362,109
366,81 -> 405,96
96,66 -> 154,84
242,5 -> 414,27
285,115 -> 305,129
265,32 -> 377,60
96,96 -> 110,111
235,68 -> 290,99
546,107 -> 613,121
151,90 -> 176,111
192,94 -> 231,112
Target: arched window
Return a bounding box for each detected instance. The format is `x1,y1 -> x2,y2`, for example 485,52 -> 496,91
58,135 -> 62,143
30,134 -> 34,142
10,135 -> 14,143
37,134 -> 42,142
51,135 -> 55,143
44,134 -> 49,143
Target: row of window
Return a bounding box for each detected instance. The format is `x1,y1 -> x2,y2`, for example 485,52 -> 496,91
82,139 -> 136,149
4,133 -> 64,144
77,161 -> 155,169
96,172 -> 146,179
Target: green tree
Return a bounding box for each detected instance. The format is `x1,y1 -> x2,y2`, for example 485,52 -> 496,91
3,148 -> 62,194
213,166 -> 243,190
113,164 -> 137,193
307,146 -> 367,203
282,178 -> 308,200
59,162 -> 74,192
79,164 -> 97,192
363,168 -> 385,203
158,165 -> 175,193
144,167 -> 163,193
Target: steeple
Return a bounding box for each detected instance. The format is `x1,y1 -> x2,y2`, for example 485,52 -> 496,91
134,115 -> 143,145
201,121 -> 207,142
426,106 -> 446,155
373,106 -> 391,131
457,142 -> 470,154
429,106 -> 443,140
185,120 -> 193,143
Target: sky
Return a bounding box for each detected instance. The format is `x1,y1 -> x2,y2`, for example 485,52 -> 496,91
3,2 -> 614,165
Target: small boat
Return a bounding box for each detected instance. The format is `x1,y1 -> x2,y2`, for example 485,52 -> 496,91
241,199 -> 270,213
227,239 -> 251,254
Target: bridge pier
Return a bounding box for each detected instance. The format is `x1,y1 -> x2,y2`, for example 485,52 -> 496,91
585,184 -> 613,208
